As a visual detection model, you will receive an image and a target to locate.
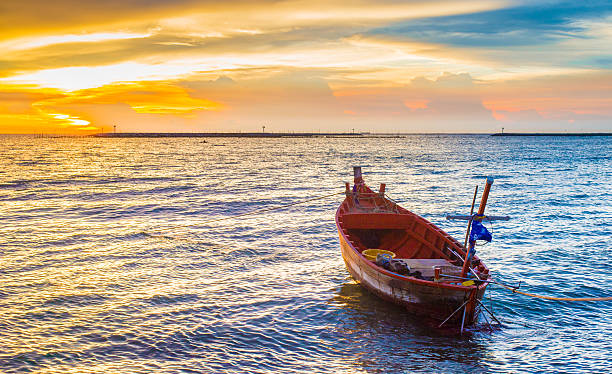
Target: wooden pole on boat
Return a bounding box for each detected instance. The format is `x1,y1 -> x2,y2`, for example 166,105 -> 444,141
477,177 -> 494,216
460,177 -> 494,278
463,185 -> 478,248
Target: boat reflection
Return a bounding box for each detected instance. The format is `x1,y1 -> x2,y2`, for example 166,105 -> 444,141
331,280 -> 491,372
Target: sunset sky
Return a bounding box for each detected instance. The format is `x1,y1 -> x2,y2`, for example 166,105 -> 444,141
1,0 -> 610,134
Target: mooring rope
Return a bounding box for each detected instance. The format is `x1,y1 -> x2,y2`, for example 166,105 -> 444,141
441,273 -> 612,301
498,284 -> 612,301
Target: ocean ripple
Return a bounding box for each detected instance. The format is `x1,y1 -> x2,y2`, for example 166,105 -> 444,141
0,135 -> 611,373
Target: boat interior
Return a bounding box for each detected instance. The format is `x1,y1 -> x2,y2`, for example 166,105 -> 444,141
337,183 -> 489,279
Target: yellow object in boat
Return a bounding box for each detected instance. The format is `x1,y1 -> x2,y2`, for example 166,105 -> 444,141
462,280 -> 475,286
362,249 -> 396,261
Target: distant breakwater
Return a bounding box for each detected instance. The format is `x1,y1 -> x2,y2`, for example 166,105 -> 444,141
492,132 -> 611,136
91,132 -> 406,138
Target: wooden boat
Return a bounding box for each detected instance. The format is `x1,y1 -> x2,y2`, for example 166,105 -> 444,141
335,167 -> 493,327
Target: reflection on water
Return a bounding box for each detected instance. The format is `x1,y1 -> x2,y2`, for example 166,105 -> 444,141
0,135 -> 611,373
332,282 -> 488,373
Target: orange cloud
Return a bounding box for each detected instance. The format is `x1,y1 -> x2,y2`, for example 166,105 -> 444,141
490,111 -> 508,121
0,84 -> 90,133
404,99 -> 429,112
35,81 -> 222,116
0,81 -> 222,133
106,84 -> 222,115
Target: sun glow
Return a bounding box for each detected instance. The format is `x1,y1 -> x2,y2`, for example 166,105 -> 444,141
0,63 -> 197,92
49,113 -> 90,127
0,31 -> 153,51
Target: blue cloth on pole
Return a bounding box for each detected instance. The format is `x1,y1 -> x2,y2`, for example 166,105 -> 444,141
470,219 -> 492,242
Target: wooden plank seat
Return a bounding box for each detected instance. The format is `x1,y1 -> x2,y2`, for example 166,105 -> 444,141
341,213 -> 413,229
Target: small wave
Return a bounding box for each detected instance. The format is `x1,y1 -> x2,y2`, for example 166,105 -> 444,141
142,294 -> 200,306
41,294 -> 109,308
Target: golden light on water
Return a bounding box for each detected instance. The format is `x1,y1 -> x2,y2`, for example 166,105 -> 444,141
1,130 -> 612,372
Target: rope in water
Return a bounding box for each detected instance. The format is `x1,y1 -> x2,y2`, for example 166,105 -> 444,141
441,274 -> 612,301
498,283 -> 612,301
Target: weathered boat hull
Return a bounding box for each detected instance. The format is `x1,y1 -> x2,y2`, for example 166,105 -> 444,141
335,168 -> 491,326
338,229 -> 487,324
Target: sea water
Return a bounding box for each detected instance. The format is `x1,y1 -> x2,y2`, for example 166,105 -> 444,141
0,135 -> 611,373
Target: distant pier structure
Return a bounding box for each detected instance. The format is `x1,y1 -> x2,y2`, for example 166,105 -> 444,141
492,132 -> 611,137
85,131 -> 612,139
92,132 -> 405,138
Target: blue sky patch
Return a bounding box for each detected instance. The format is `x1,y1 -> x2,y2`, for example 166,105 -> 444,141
369,1 -> 612,47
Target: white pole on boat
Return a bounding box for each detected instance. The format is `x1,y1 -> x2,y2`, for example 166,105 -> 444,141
463,185 -> 478,248
438,299 -> 471,328
460,306 -> 467,334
